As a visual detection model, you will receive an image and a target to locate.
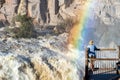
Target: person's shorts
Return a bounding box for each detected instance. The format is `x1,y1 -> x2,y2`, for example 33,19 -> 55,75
88,53 -> 96,58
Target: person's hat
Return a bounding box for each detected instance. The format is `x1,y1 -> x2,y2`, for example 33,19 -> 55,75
89,40 -> 94,45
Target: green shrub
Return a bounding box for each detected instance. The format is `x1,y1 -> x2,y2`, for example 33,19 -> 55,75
11,14 -> 36,38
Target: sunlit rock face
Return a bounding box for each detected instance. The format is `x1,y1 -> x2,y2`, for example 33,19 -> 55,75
83,0 -> 120,47
0,0 -> 119,25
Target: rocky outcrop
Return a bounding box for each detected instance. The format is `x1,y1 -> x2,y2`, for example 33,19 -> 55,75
0,0 -> 120,26
0,0 -> 80,26
0,0 -> 89,26
0,0 -> 5,8
0,0 -> 19,26
18,0 -> 27,15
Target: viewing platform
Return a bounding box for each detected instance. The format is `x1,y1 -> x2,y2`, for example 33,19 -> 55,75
84,46 -> 120,80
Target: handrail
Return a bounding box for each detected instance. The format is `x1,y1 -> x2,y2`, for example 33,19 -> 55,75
100,48 -> 116,51
84,47 -> 118,80
90,58 -> 119,60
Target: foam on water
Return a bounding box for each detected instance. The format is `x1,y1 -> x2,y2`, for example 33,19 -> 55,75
0,37 -> 85,80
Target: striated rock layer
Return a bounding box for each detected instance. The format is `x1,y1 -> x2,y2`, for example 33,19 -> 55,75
0,0 -> 87,25
0,0 -> 119,26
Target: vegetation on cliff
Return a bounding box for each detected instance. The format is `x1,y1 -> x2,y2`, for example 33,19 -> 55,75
11,14 -> 36,38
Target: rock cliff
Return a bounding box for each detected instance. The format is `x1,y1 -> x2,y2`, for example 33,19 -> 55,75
82,0 -> 120,47
0,0 -> 78,26
0,0 -> 120,27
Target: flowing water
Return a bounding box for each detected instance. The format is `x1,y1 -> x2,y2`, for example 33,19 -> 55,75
0,35 -> 85,80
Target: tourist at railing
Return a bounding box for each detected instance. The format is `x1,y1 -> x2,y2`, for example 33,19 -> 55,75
87,40 -> 100,71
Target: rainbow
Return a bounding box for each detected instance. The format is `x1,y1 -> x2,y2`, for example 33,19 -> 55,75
68,0 -> 97,50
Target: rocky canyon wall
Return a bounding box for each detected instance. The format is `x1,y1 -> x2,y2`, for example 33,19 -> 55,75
0,0 -> 79,26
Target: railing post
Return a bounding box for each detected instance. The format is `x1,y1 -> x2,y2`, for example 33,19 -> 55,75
118,46 -> 120,59
116,46 -> 120,74
84,48 -> 89,80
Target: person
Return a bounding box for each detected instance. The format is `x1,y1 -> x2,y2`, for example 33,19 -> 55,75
87,40 -> 100,71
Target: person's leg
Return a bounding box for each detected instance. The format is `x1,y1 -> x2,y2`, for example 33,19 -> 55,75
90,56 -> 94,70
91,59 -> 94,71
91,55 -> 95,71
89,54 -> 95,71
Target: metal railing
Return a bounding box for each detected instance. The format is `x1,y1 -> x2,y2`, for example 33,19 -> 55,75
84,46 -> 120,80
